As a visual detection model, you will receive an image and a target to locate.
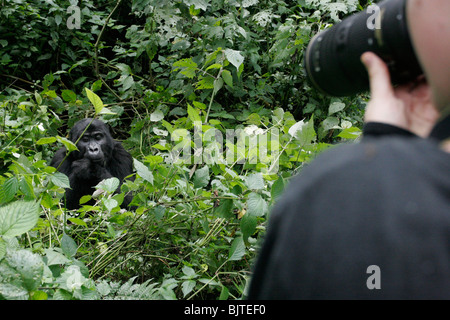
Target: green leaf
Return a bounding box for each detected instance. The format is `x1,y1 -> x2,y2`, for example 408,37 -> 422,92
5,249 -> 44,292
328,101 -> 346,115
184,0 -> 210,11
0,238 -> 6,260
85,88 -> 104,114
36,137 -> 56,145
61,233 -> 78,258
133,159 -> 154,184
51,172 -> 71,189
228,236 -> 245,261
246,192 -> 268,217
223,49 -> 244,70
150,109 -> 164,122
173,58 -> 198,79
61,90 -> 77,102
44,248 -> 71,266
103,198 -> 119,212
338,126 -> 362,140
96,177 -> 120,193
214,199 -> 233,219
187,103 -> 202,124
245,173 -> 264,190
221,69 -> 233,88
0,201 -> 39,238
0,176 -> 19,203
182,280 -> 196,297
271,176 -> 285,202
193,165 -> 210,189
240,213 -> 257,242
56,135 -> 78,152
289,117 -> 316,146
67,218 -> 87,228
31,290 -> 48,300
213,77 -> 223,93
0,283 -> 28,300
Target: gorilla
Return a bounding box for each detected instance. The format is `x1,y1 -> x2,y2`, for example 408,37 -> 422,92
51,118 -> 134,210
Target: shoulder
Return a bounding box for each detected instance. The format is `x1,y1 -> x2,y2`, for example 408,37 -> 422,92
271,137 -> 440,219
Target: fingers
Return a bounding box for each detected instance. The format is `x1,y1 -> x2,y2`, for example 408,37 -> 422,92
361,52 -> 394,99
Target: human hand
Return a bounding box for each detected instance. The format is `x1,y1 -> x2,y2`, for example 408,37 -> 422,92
361,52 -> 440,138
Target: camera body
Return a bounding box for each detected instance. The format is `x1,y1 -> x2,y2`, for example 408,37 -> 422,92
304,0 -> 422,97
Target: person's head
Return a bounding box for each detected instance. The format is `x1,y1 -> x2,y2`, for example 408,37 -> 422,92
407,0 -> 450,114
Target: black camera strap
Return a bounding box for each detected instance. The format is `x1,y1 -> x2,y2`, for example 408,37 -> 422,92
429,114 -> 450,142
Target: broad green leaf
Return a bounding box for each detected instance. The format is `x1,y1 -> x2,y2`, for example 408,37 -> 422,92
214,199 -> 233,219
19,176 -> 35,200
228,236 -> 245,261
289,117 -> 316,146
31,291 -> 48,300
96,177 -> 120,193
103,198 -> 118,212
61,233 -> 78,258
0,238 -> 5,260
187,104 -> 202,124
213,77 -> 223,93
61,90 -> 77,102
338,127 -> 362,140
0,283 -> 28,300
56,135 -> 78,152
133,159 -> 153,184
221,69 -> 233,88
223,49 -> 244,70
0,176 -> 19,203
34,91 -> 43,105
98,107 -> 116,115
45,248 -> 71,266
0,201 -> 39,238
173,58 -> 197,79
329,101 -> 346,115
67,217 -> 87,227
5,249 -> 44,292
182,266 -> 197,278
182,280 -> 196,297
193,165 -> 210,189
246,192 -> 268,217
51,172 -> 71,189
150,109 -> 164,122
184,0 -> 210,11
245,173 -> 264,190
240,213 -> 257,242
321,116 -> 340,131
271,176 -> 285,202
36,137 -> 56,145
85,88 -> 104,114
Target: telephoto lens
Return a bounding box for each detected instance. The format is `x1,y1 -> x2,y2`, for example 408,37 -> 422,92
304,0 -> 423,97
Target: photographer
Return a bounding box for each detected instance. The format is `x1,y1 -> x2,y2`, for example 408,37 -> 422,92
248,0 -> 450,299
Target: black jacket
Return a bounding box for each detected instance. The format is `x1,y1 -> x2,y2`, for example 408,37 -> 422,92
247,119 -> 450,299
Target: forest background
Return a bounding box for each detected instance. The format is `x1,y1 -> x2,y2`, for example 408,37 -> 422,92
0,0 -> 370,300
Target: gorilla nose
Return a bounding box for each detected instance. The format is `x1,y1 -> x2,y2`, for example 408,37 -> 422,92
89,145 -> 99,154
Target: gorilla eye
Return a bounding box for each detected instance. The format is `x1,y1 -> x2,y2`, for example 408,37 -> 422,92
81,136 -> 89,142
95,133 -> 103,140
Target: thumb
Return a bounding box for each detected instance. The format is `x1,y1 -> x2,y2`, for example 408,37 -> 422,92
361,52 -> 394,99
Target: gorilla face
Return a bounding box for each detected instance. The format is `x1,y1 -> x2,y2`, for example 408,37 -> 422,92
70,119 -> 114,165
79,130 -> 107,161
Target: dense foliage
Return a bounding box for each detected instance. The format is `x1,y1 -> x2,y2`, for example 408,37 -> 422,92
0,0 -> 370,300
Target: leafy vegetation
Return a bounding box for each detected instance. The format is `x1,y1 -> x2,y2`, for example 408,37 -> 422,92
0,0 -> 370,300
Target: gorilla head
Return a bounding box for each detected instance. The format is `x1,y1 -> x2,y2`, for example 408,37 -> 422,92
69,119 -> 114,164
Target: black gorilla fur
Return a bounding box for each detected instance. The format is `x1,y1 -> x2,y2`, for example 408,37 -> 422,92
50,118 -> 134,209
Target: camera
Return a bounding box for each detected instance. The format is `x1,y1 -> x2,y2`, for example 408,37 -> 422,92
304,0 -> 423,97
